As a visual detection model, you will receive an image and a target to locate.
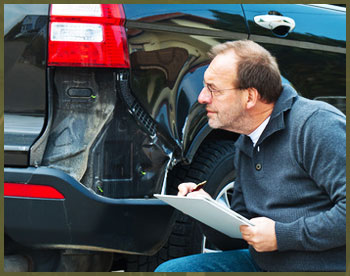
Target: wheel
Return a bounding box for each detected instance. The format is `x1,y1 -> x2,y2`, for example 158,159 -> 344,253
125,140 -> 242,271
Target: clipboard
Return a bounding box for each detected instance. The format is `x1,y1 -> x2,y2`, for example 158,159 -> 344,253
154,194 -> 253,239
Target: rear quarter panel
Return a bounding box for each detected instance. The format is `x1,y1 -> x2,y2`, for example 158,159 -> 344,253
124,4 -> 249,155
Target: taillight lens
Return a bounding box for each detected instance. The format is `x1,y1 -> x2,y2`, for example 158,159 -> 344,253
48,4 -> 129,68
4,183 -> 65,199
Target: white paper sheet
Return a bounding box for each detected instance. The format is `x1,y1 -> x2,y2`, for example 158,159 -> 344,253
154,194 -> 253,239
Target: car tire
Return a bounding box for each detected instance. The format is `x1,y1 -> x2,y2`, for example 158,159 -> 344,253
125,139 -> 238,271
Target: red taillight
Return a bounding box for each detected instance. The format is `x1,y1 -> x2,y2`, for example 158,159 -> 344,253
4,183 -> 65,199
48,4 -> 129,68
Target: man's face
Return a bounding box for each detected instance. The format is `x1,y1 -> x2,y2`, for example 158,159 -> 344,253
198,52 -> 246,133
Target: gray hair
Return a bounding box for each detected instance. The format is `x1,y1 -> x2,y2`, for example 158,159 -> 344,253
209,40 -> 282,103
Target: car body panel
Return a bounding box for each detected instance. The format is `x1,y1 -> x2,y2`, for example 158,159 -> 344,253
4,4 -> 49,166
124,4 -> 248,155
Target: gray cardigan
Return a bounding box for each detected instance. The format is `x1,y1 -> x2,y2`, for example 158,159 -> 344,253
233,85 -> 346,271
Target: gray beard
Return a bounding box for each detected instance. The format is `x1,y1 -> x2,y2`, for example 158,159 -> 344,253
208,113 -> 250,135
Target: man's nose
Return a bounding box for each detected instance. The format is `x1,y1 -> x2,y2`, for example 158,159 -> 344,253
198,87 -> 212,105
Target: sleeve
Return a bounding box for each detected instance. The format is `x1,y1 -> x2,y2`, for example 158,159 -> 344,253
275,109 -> 346,252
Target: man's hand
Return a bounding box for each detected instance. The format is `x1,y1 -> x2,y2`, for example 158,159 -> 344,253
178,182 -> 211,199
240,217 -> 278,252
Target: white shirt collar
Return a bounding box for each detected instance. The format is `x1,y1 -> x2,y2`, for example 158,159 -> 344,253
248,116 -> 271,147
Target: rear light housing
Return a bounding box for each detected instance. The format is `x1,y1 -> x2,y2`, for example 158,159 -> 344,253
48,4 -> 129,68
4,183 -> 65,199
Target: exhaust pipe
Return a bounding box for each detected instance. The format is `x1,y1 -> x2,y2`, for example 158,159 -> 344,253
4,255 -> 31,272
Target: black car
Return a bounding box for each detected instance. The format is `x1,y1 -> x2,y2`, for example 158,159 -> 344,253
4,4 -> 345,272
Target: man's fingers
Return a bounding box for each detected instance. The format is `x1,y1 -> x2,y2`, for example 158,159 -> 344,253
177,187 -> 187,196
177,182 -> 197,196
240,224 -> 251,234
187,189 -> 212,199
240,225 -> 256,243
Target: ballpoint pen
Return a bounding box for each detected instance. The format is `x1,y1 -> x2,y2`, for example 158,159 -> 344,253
192,180 -> 207,192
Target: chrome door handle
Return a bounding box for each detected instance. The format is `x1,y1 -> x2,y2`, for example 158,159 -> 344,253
254,14 -> 295,36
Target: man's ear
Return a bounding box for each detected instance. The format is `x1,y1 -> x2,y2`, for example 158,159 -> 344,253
246,87 -> 259,109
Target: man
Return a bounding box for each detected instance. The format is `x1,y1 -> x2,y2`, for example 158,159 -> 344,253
155,40 -> 346,272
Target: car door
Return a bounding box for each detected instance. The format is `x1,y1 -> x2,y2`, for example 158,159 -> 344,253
242,4 -> 346,113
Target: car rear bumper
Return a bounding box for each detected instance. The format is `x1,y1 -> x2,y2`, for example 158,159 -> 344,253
4,167 -> 176,255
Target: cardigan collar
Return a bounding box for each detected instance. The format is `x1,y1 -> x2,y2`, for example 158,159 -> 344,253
235,84 -> 298,157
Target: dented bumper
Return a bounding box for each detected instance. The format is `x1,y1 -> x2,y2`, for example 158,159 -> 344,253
4,167 -> 176,255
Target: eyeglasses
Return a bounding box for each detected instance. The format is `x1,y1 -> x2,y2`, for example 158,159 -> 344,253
203,81 -> 239,97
